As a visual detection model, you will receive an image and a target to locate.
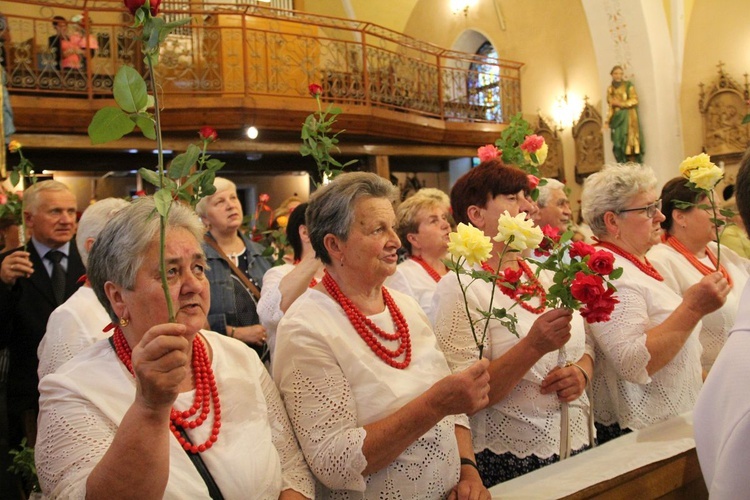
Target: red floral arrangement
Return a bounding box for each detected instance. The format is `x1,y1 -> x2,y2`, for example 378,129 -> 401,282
530,227 -> 623,323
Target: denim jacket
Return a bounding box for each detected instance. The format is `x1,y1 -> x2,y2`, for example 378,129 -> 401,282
202,232 -> 273,335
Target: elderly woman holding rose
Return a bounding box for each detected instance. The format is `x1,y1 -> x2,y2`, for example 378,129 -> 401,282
581,163 -> 729,444
273,172 -> 491,499
432,160 -> 594,487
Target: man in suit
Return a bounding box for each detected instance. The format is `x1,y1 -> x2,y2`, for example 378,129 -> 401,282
0,180 -> 84,450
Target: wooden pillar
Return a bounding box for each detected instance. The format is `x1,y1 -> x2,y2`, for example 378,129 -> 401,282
367,155 -> 390,181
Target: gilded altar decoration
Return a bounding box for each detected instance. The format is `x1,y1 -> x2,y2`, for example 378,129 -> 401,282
573,100 -> 605,184
699,62 -> 750,160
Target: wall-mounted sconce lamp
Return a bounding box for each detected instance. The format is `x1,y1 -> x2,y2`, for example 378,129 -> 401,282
551,94 -> 584,131
246,125 -> 259,140
451,0 -> 474,17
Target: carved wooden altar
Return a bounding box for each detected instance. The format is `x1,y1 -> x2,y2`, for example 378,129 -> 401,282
699,63 -> 750,161
573,100 -> 605,184
535,115 -> 564,180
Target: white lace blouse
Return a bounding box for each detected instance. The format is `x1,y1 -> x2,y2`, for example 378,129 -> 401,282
257,262 -> 295,361
385,259 -> 441,320
586,254 -> 703,430
432,265 -> 593,459
273,287 -> 468,499
38,286 -> 112,379
649,241 -> 750,372
36,330 -> 315,499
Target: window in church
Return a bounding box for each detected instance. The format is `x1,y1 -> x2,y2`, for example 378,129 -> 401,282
468,41 -> 503,122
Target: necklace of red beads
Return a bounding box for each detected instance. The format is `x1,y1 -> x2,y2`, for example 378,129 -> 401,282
410,255 -> 443,283
111,326 -> 221,454
595,240 -> 664,281
322,270 -> 412,369
482,260 -> 547,314
664,234 -> 733,287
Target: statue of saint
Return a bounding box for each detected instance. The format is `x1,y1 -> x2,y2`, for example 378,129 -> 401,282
606,65 -> 644,163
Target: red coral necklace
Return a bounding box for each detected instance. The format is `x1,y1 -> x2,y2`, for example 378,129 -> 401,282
410,255 -> 443,282
595,240 -> 664,281
322,270 -> 412,369
482,260 -> 547,314
111,326 -> 221,454
664,234 -> 733,287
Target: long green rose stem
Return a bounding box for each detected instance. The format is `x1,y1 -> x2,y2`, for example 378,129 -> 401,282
479,244 -> 514,355
454,256 -> 484,359
147,53 -> 175,323
708,190 -> 721,270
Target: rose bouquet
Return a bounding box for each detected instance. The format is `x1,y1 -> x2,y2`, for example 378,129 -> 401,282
531,229 -> 622,323
445,212 -> 544,358
477,113 -> 548,200
676,153 -> 731,269
300,83 -> 357,185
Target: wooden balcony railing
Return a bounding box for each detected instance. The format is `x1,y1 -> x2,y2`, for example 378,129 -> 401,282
2,1 -> 523,127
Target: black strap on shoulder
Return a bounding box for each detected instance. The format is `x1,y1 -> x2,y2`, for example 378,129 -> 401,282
176,426 -> 225,500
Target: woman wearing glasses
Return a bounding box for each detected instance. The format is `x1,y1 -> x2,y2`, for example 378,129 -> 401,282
648,177 -> 750,374
581,164 -> 729,444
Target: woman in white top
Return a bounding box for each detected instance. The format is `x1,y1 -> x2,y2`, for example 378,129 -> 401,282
581,163 -> 729,444
649,177 -> 750,373
257,202 -> 323,363
385,188 -> 451,319
35,197 -> 314,499
433,159 -> 592,487
274,172 -> 491,499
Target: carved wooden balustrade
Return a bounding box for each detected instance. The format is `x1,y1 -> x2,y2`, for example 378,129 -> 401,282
2,1 -> 523,131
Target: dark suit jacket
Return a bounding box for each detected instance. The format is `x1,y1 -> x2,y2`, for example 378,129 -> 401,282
0,240 -> 85,412
48,34 -> 62,70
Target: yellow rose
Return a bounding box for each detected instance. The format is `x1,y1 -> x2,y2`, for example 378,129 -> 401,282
688,164 -> 724,191
522,142 -> 548,166
276,215 -> 289,228
8,140 -> 21,153
494,211 -> 544,251
448,223 -> 493,266
679,153 -> 714,176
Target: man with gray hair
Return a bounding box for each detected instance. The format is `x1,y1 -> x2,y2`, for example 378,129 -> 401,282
37,197 -> 128,379
533,178 -> 572,231
0,180 -> 85,450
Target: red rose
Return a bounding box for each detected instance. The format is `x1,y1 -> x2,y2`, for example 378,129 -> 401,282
527,174 -> 540,190
520,134 -> 544,154
587,250 -> 615,276
259,193 -> 270,203
534,225 -> 561,257
477,144 -> 501,163
199,126 -> 218,142
124,0 -> 160,16
569,241 -> 596,259
570,272 -> 605,304
498,267 -> 523,298
580,288 -> 619,323
308,83 -> 323,97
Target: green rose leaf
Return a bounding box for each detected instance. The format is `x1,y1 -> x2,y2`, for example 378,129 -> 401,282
88,107 -> 136,144
113,66 -> 148,114
609,267 -> 624,280
134,113 -> 156,140
168,144 -> 201,179
138,167 -> 162,188
9,170 -> 20,188
154,188 -> 173,218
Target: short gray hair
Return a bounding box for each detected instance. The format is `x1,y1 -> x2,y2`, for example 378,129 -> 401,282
88,197 -> 205,322
194,177 -> 237,219
537,178 -> 566,207
76,198 -> 129,268
22,180 -> 73,214
581,163 -> 658,237
307,172 -> 398,265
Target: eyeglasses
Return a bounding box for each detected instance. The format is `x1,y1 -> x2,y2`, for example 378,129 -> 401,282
616,199 -> 662,218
